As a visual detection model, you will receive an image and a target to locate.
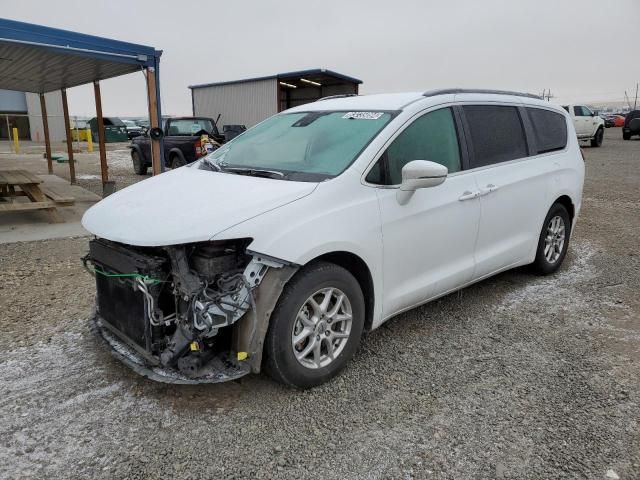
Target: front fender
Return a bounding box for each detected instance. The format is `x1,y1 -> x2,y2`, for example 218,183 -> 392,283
213,175 -> 385,327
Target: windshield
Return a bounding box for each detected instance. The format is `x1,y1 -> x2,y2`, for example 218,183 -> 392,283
169,119 -> 215,135
201,111 -> 393,180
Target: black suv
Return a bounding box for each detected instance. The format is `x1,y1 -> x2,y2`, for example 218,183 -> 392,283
623,110 -> 640,140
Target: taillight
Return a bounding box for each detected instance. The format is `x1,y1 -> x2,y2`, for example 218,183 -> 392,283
194,139 -> 202,158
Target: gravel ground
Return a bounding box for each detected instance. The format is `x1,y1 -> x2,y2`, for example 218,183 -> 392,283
1,128 -> 638,479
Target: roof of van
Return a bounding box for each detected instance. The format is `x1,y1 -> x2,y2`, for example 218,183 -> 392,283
287,89 -> 545,113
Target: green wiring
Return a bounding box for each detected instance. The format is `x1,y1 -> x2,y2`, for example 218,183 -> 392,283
90,265 -> 165,285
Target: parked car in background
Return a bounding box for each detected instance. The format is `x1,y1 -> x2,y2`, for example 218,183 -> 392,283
623,110 -> 640,140
122,119 -> 144,139
612,115 -> 626,127
602,115 -> 615,128
129,116 -> 225,174
88,117 -> 128,143
561,104 -> 605,147
83,89 -> 584,388
222,124 -> 247,141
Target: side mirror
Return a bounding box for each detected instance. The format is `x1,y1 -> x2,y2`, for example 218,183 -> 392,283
149,127 -> 164,140
399,160 -> 448,191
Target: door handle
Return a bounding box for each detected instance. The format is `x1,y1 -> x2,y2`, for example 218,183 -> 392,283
479,183 -> 499,196
458,190 -> 478,201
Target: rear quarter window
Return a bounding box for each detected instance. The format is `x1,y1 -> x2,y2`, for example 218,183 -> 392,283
462,105 -> 528,168
526,108 -> 568,154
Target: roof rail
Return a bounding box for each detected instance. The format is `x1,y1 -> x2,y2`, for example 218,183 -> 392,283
315,94 -> 358,102
422,88 -> 542,100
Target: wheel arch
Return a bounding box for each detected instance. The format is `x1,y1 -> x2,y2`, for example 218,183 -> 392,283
168,148 -> 186,165
307,251 -> 376,332
130,144 -> 144,161
553,194 -> 575,225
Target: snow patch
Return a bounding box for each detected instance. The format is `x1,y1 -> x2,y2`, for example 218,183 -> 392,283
497,241 -> 597,312
0,330 -> 162,478
76,173 -> 100,180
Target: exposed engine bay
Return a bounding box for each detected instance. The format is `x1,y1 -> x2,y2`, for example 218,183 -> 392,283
84,238 -> 296,383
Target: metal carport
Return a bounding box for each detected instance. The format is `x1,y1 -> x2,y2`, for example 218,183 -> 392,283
0,18 -> 165,195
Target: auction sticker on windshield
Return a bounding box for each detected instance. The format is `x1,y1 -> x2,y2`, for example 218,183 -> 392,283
342,112 -> 384,120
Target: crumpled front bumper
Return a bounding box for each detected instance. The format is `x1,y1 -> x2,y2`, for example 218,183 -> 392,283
89,312 -> 250,384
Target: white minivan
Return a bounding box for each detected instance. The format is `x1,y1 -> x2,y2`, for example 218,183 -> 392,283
83,89 -> 584,388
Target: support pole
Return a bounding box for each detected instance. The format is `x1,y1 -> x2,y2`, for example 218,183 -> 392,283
146,65 -> 162,175
61,89 -> 76,184
93,81 -> 109,190
12,128 -> 20,154
5,115 -> 12,153
40,93 -> 53,174
86,129 -> 93,152
74,115 -> 79,151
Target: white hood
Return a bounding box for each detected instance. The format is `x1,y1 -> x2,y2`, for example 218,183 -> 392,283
81,166 -> 317,246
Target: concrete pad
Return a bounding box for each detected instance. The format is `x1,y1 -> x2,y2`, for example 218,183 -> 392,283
0,174 -> 101,244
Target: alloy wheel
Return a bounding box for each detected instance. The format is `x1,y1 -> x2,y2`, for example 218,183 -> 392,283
544,215 -> 566,264
291,287 -> 353,369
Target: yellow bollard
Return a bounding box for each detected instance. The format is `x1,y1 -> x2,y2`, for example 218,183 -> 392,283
12,127 -> 19,154
86,128 -> 93,152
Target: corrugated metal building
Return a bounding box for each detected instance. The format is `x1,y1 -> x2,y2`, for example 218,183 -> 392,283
0,88 -> 65,141
189,69 -> 362,129
26,91 -> 66,142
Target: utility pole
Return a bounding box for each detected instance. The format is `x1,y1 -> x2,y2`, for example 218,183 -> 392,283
634,83 -> 638,110
543,89 -> 554,102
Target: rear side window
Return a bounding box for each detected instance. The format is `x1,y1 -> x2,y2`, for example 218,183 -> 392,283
526,108 -> 568,154
462,105 -> 528,168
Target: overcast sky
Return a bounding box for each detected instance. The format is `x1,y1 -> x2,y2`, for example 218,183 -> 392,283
3,0 -> 639,116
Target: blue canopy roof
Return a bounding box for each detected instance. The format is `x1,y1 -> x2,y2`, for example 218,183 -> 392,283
0,18 -> 162,93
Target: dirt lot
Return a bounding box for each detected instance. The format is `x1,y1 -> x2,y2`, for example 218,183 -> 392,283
1,128 -> 638,479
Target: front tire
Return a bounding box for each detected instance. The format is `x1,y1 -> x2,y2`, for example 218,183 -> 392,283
264,262 -> 365,389
590,127 -> 603,147
132,151 -> 147,175
531,203 -> 571,275
623,132 -> 631,140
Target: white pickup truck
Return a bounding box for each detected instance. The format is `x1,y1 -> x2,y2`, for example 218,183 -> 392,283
561,104 -> 605,147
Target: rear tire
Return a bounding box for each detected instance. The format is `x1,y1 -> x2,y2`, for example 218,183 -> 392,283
531,203 -> 571,275
170,154 -> 186,169
264,262 -> 365,389
623,132 -> 631,140
590,127 -> 603,147
132,151 -> 147,175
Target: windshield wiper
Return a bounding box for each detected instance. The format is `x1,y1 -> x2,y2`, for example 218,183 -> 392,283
200,157 -> 224,172
224,167 -> 287,179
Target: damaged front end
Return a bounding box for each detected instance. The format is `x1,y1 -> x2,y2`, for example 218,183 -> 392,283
84,238 -> 297,384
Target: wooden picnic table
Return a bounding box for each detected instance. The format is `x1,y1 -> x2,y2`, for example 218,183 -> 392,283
0,169 -> 74,223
